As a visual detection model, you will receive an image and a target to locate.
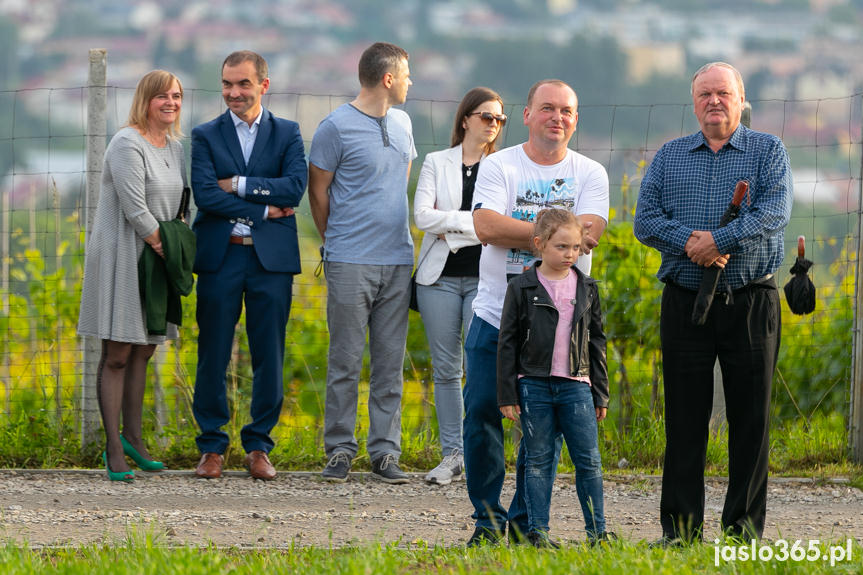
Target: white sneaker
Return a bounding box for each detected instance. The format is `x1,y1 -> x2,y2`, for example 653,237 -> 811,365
424,449 -> 464,485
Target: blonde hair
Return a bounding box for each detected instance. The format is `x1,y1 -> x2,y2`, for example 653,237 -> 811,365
126,70 -> 184,139
531,209 -> 582,257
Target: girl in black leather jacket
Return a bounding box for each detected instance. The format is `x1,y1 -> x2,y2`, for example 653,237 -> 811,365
497,208 -> 613,547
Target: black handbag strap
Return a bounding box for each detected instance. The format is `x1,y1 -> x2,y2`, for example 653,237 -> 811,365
414,236 -> 439,273
176,186 -> 191,221
175,154 -> 190,221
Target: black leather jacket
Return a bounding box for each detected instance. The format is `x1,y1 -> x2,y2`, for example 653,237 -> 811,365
497,262 -> 609,408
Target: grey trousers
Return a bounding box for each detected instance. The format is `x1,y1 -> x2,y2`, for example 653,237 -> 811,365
323,262 -> 411,461
416,276 -> 477,456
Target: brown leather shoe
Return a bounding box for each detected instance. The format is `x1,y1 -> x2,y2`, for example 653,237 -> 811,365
244,450 -> 276,480
195,452 -> 223,479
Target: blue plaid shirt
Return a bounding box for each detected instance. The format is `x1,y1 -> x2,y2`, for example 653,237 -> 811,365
634,124 -> 793,291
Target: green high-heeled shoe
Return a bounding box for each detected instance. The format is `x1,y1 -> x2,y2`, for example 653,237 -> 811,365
102,451 -> 135,482
121,436 -> 165,471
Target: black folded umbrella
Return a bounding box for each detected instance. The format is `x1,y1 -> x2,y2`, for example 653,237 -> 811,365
784,235 -> 816,315
691,180 -> 749,325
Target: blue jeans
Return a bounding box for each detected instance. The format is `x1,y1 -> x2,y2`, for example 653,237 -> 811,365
463,315 -> 561,534
416,276 -> 477,455
520,376 -> 606,538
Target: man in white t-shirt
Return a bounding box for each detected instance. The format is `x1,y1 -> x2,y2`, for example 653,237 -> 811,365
463,79 -> 609,546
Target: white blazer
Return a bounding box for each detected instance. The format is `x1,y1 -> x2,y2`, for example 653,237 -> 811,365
413,144 -> 482,285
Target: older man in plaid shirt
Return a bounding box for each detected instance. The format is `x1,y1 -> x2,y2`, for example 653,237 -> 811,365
634,62 -> 793,544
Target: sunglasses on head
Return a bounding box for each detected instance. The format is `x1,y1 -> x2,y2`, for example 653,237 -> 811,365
468,111 -> 507,125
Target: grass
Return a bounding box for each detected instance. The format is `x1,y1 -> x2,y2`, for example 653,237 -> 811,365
1,535 -> 861,574
1,409 -> 862,484
0,409 -> 860,572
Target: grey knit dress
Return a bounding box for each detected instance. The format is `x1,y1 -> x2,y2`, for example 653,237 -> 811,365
78,127 -> 185,344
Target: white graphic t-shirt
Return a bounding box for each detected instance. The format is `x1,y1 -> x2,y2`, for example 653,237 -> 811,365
471,144 -> 609,329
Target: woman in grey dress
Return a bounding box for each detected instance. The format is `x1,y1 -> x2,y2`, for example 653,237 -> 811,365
78,70 -> 185,481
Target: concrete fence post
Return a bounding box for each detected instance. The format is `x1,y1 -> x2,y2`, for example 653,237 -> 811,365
81,49 -> 107,450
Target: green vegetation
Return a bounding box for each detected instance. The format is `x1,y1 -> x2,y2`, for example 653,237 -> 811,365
1,536 -> 861,574
0,196 -> 858,483
0,157 -> 858,480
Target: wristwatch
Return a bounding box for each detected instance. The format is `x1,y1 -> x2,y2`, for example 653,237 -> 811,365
231,175 -> 239,193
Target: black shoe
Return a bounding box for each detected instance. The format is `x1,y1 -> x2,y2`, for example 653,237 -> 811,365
508,524 -> 527,545
466,526 -> 504,547
722,525 -> 759,543
321,452 -> 352,482
648,535 -> 685,549
527,531 -> 560,549
588,531 -> 618,547
371,453 -> 409,484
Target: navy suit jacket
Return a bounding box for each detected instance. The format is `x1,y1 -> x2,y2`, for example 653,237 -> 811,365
191,109 -> 308,273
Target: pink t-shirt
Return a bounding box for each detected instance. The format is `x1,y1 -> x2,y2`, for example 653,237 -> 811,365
536,267 -> 591,384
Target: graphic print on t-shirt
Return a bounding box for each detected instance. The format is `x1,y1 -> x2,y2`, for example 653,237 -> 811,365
507,177 -> 576,275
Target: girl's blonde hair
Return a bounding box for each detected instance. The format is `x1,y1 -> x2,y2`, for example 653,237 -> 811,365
126,70 -> 183,139
531,209 -> 583,256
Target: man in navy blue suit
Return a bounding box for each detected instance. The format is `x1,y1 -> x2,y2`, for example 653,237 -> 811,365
191,50 -> 307,480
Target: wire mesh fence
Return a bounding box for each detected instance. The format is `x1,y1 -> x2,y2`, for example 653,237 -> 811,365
0,84 -> 860,459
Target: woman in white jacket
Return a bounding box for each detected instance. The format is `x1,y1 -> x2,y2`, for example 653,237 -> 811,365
414,87 -> 506,485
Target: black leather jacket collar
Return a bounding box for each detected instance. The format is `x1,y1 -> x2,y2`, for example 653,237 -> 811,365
496,262 -> 609,408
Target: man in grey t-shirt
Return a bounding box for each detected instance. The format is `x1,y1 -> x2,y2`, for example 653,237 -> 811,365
309,42 -> 416,484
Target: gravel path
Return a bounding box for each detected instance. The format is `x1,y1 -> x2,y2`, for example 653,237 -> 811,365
0,470 -> 860,548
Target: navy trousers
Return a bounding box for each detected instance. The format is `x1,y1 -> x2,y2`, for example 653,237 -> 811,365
193,243 -> 293,455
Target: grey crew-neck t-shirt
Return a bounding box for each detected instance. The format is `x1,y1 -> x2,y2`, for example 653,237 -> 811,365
309,103 -> 417,265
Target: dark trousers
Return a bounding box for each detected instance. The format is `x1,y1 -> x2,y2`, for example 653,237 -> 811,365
463,315 -> 529,533
659,281 -> 780,540
193,244 -> 293,455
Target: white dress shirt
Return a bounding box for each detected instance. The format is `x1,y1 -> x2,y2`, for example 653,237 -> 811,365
229,109 -> 267,236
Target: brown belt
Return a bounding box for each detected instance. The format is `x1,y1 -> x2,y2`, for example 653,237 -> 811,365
229,236 -> 253,246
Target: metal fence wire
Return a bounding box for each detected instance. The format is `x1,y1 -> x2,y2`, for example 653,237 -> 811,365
1,76 -> 862,458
